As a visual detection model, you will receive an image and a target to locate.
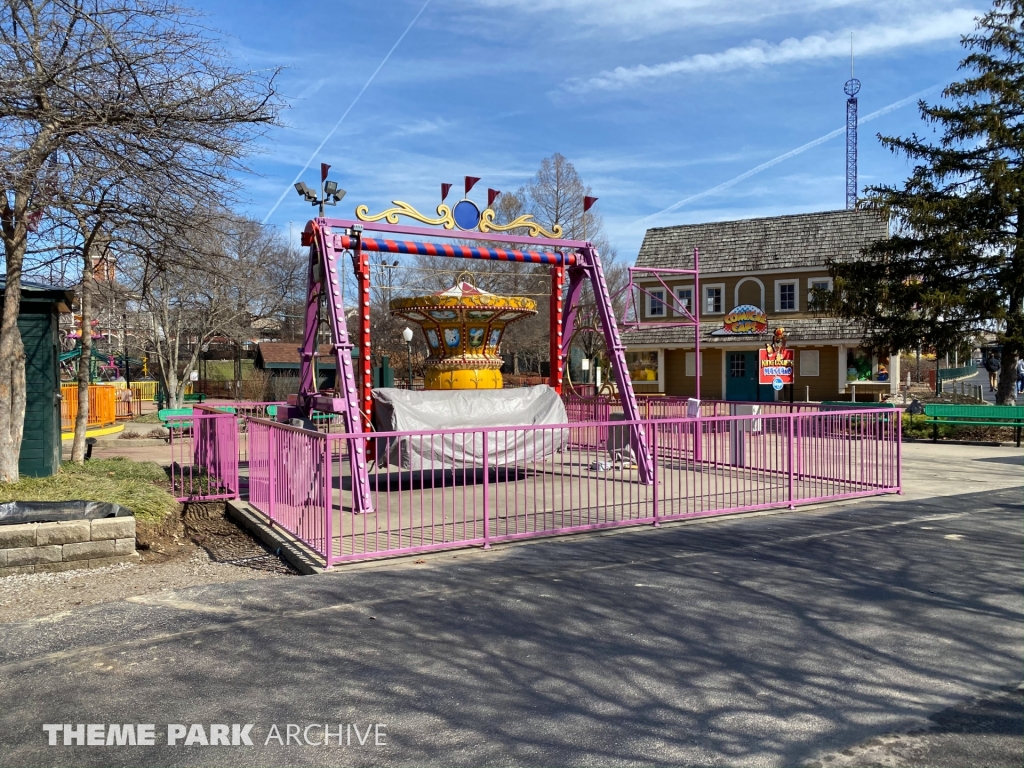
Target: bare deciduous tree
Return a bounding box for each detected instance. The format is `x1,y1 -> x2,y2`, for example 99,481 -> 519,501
123,211 -> 300,407
0,0 -> 280,481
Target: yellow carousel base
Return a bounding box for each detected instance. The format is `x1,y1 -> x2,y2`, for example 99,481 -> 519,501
424,368 -> 503,390
61,423 -> 124,441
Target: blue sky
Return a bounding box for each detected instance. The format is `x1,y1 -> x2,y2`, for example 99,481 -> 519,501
206,0 -> 987,259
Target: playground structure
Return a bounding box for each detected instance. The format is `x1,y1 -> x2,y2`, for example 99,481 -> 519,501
161,183 -> 903,568
59,345 -> 124,382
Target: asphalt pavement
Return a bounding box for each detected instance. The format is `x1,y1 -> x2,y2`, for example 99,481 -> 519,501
964,368 -> 999,403
0,447 -> 1021,767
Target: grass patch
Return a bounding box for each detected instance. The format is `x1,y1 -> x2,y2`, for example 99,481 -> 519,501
0,457 -> 177,523
131,412 -> 162,424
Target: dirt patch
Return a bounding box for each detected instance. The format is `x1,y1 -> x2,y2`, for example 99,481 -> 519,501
0,502 -> 296,624
182,503 -> 295,575
118,429 -> 166,439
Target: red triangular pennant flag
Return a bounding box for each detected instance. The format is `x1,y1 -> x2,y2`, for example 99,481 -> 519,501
465,176 -> 481,196
488,189 -> 501,207
320,163 -> 331,182
583,196 -> 598,212
441,183 -> 452,202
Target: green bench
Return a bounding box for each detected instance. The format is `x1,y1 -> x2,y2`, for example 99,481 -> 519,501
151,392 -> 205,404
157,407 -> 193,431
922,404 -> 1024,446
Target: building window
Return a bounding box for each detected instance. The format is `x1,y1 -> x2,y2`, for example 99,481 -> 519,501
627,350 -> 660,384
705,284 -> 724,314
685,351 -> 701,376
775,280 -> 799,312
800,350 -> 820,377
729,354 -> 746,378
807,277 -> 833,308
675,287 -> 693,314
647,289 -> 665,317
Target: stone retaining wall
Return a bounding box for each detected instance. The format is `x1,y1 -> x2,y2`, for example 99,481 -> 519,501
0,517 -> 137,576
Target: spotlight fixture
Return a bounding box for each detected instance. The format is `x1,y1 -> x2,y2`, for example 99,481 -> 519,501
294,168 -> 344,215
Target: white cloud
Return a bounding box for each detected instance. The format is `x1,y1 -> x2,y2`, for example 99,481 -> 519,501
562,9 -> 978,93
458,0 -> 868,35
392,117 -> 455,136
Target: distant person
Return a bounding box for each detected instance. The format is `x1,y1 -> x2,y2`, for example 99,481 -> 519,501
984,352 -> 1001,391
1016,355 -> 1024,395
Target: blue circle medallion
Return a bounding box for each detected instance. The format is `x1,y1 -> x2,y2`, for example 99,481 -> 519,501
772,376 -> 784,391
452,199 -> 481,231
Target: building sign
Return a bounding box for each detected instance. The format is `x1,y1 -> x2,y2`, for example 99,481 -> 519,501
758,328 -> 794,384
711,304 -> 768,335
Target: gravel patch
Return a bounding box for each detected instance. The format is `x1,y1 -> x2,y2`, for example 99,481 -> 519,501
0,552 -> 284,624
0,503 -> 297,624
807,683 -> 1024,768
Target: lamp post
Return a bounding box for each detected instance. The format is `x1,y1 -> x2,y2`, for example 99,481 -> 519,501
402,327 -> 414,389
122,312 -> 130,386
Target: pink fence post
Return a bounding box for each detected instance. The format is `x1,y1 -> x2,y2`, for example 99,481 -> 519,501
267,423 -> 276,522
482,437 -> 491,549
896,409 -> 903,494
323,434 -> 333,568
787,415 -> 795,509
694,412 -> 703,464
651,422 -> 660,526
796,412 -> 803,480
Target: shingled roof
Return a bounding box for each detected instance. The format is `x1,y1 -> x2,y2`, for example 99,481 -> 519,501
636,209 -> 887,274
623,317 -> 869,346
255,342 -> 336,369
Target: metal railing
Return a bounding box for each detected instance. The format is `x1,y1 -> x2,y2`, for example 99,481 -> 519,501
244,407 -> 901,567
60,384 -> 119,431
166,410 -> 240,502
935,364 -> 976,394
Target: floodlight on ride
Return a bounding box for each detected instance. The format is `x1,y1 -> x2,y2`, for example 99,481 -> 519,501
324,180 -> 346,206
294,181 -> 317,203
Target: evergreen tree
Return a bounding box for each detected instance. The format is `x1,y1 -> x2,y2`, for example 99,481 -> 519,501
828,0 -> 1024,404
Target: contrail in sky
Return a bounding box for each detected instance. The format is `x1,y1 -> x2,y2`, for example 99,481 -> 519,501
262,0 -> 432,224
633,84 -> 942,226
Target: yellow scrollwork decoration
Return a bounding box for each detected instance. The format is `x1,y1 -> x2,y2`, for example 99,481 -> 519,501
478,208 -> 564,239
355,200 -> 455,229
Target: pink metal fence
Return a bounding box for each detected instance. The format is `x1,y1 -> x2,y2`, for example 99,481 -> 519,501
247,419 -> 330,556
167,410 -> 240,502
244,407 -> 901,567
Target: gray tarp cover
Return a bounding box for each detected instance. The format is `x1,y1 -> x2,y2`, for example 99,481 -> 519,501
0,501 -> 133,526
371,386 -> 568,470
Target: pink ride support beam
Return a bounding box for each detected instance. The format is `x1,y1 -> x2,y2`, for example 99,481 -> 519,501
336,235 -> 576,266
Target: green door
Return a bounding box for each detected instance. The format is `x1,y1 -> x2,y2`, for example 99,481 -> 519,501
726,351 -> 774,402
18,304 -> 61,476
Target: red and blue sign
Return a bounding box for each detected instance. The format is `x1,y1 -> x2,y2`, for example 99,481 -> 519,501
758,348 -> 794,385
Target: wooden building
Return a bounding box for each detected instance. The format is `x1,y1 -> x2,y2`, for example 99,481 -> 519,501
254,342 -> 337,388
622,209 -> 898,402
0,279 -> 74,476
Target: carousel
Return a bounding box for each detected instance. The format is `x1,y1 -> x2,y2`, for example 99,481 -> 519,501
389,280 -> 536,390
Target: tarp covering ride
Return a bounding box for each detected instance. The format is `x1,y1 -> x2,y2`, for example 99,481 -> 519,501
371,386 -> 568,470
